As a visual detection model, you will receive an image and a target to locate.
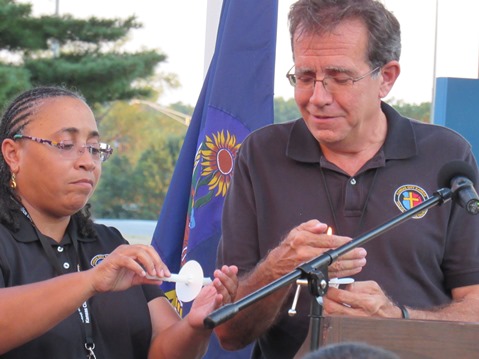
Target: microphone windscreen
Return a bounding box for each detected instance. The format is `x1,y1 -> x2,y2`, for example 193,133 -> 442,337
437,160 -> 476,188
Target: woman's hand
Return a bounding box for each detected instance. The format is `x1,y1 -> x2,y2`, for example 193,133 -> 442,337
88,244 -> 170,294
187,265 -> 239,329
213,265 -> 239,304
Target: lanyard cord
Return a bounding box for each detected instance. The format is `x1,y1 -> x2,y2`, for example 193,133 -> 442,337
19,206 -> 97,358
70,234 -> 97,359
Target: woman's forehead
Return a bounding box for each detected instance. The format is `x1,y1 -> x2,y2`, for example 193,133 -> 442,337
26,97 -> 98,133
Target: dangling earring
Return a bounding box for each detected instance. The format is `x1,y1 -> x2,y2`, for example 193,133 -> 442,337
10,173 -> 17,189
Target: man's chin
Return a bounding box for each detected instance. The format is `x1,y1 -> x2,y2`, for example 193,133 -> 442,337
315,132 -> 342,145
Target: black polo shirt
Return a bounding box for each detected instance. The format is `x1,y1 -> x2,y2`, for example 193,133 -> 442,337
218,102 -> 479,358
0,213 -> 164,358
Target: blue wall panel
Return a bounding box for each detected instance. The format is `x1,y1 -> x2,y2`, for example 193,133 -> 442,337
433,77 -> 479,160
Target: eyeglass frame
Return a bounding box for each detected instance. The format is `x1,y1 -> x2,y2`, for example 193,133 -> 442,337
286,65 -> 381,93
13,134 -> 113,163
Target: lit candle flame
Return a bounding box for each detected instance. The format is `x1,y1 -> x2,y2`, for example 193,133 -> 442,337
327,227 -> 333,235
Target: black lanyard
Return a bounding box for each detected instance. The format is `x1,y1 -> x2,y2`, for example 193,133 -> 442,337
70,235 -> 97,359
20,206 -> 97,359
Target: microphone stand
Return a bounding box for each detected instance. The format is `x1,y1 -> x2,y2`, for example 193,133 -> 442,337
204,187 -> 453,352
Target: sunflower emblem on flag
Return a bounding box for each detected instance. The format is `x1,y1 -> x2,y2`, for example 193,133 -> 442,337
200,130 -> 240,196
181,130 -> 241,263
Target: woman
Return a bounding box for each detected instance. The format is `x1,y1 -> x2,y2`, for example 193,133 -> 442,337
0,86 -> 238,358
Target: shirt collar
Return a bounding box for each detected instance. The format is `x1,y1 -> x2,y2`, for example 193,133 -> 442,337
12,211 -> 97,244
380,101 -> 418,160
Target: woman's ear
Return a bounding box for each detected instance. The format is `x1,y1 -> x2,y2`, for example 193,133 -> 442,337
2,138 -> 21,173
378,60 -> 400,98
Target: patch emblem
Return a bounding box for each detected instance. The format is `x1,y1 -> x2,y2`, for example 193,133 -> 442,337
90,254 -> 108,267
394,185 -> 429,219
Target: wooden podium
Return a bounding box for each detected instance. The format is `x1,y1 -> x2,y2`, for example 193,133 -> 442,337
294,316 -> 479,358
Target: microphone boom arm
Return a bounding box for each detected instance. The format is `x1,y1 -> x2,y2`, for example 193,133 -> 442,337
204,187 -> 452,329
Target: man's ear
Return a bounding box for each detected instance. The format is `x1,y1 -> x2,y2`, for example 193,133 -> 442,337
2,138 -> 21,173
378,60 -> 400,98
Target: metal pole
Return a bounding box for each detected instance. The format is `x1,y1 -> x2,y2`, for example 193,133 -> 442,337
51,0 -> 60,57
431,0 -> 439,123
204,0 -> 222,77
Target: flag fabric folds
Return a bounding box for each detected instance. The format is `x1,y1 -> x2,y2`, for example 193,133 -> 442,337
151,0 -> 278,357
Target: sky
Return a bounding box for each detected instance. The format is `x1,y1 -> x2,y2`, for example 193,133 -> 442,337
23,0 -> 479,107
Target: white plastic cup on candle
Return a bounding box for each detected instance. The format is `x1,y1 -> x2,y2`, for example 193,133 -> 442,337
329,277 -> 355,289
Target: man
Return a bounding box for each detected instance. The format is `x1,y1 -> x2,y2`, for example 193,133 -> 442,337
215,0 -> 479,358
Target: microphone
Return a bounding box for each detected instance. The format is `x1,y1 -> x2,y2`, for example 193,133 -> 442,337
437,160 -> 479,215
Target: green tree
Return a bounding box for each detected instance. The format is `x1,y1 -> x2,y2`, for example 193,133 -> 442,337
170,101 -> 194,116
92,154 -> 136,219
132,137 -> 183,219
0,0 -> 170,107
89,101 -> 187,219
387,98 -> 431,123
274,96 -> 300,123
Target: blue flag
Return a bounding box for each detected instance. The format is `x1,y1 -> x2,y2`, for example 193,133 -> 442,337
151,0 -> 278,357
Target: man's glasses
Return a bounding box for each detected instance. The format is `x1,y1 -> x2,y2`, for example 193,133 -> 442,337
286,66 -> 380,94
13,134 -> 113,163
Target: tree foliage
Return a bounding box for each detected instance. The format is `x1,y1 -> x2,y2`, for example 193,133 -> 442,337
0,0 -> 169,107
388,98 -> 431,123
92,154 -> 136,218
170,101 -> 194,117
89,101 -> 187,220
274,96 -> 301,123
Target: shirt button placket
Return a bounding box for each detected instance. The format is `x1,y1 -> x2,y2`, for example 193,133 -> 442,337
56,245 -> 71,272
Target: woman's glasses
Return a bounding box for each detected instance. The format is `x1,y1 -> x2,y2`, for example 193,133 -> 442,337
13,134 -> 113,163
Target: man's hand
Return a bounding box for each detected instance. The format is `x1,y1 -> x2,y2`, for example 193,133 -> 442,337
323,280 -> 401,318
266,220 -> 367,279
